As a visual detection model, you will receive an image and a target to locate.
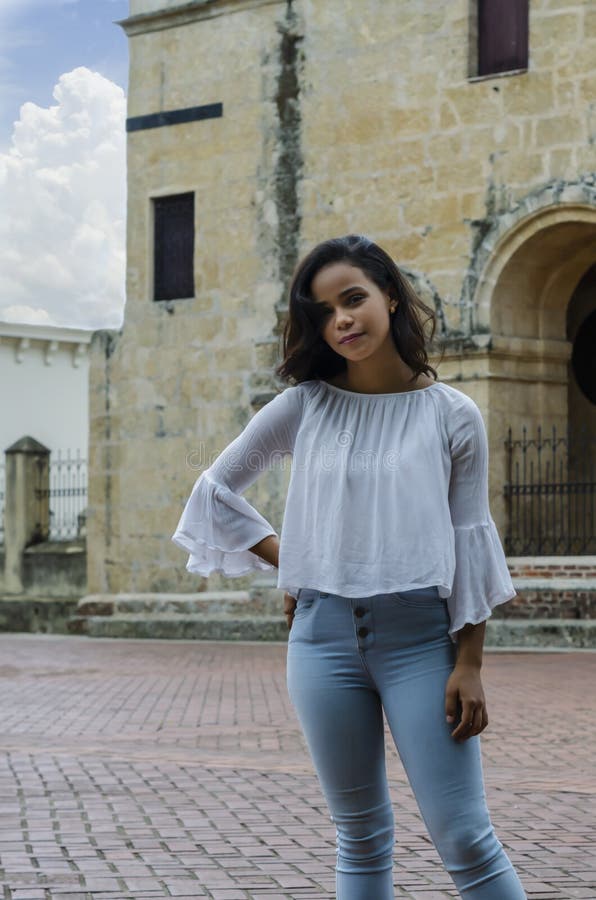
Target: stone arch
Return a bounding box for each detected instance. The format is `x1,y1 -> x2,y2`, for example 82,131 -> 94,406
459,177 -> 594,325
467,190 -> 596,544
472,199 -> 596,430
473,200 -> 596,338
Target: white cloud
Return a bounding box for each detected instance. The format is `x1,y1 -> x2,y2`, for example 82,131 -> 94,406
0,66 -> 126,329
0,305 -> 56,325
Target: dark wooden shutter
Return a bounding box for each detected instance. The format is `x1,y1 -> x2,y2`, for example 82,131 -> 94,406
478,0 -> 529,77
153,192 -> 194,301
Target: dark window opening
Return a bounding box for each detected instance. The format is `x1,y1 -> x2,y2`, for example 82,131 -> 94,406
477,0 -> 529,77
572,309 -> 596,406
153,192 -> 194,301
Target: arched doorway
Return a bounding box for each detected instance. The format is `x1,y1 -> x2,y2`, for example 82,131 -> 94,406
474,204 -> 596,555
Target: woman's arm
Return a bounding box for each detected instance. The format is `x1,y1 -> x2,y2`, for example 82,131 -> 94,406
444,396 -> 517,638
172,387 -> 301,577
442,395 -> 517,739
248,536 -> 296,630
455,619 -> 485,670
445,620 -> 488,742
248,534 -> 279,568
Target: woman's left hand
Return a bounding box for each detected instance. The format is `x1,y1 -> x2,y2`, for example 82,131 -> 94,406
445,664 -> 488,742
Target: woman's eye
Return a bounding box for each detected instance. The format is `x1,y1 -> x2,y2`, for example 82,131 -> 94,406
316,295 -> 363,318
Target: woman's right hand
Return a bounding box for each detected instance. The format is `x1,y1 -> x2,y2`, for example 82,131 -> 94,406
283,592 -> 297,630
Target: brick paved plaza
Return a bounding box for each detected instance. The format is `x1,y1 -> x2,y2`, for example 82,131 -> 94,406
0,635 -> 594,900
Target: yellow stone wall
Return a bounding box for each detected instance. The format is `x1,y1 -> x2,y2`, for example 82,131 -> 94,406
87,0 -> 596,594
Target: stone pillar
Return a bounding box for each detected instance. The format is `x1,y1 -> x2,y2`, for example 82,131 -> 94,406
3,436 -> 50,593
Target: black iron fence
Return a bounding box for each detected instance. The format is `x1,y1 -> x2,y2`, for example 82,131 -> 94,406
35,449 -> 88,542
504,424 -> 596,556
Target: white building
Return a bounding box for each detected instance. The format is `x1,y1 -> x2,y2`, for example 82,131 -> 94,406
0,322 -> 93,541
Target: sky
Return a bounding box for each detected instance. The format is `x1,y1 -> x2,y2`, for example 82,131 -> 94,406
0,0 -> 129,330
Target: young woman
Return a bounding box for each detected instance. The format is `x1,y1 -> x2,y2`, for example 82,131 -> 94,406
172,234 -> 527,899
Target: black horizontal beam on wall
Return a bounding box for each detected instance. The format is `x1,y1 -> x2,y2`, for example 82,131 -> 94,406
126,102 -> 223,133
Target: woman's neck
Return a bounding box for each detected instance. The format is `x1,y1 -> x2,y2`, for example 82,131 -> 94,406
328,369 -> 434,395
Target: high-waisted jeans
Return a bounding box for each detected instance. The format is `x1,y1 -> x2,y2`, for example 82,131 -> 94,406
286,585 -> 527,899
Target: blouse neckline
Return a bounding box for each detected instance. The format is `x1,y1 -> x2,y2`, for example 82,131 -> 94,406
319,379 -> 443,399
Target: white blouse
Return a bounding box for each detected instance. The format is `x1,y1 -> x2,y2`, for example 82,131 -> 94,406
171,379 -> 517,640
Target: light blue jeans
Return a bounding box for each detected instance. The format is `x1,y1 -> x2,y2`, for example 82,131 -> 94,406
286,586 -> 527,899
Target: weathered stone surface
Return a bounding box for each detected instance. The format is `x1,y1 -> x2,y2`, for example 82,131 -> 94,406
486,619 -> 596,650
74,613 -> 288,641
0,597 -> 79,634
22,542 -> 86,598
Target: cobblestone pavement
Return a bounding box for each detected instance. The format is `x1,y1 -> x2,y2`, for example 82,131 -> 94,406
0,635 -> 595,900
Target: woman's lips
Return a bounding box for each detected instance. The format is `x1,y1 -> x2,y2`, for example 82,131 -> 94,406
339,333 -> 364,345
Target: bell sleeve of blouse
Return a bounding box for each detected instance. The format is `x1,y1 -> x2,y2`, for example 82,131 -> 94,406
446,396 -> 517,639
171,385 -> 302,578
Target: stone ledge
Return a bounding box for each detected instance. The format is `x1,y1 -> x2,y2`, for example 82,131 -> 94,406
65,612 -> 596,649
76,589 -> 281,616
69,613 -> 288,641
0,597 -> 79,634
509,556 -> 596,565
119,0 -> 282,37
486,618 -> 596,649
511,578 -> 596,590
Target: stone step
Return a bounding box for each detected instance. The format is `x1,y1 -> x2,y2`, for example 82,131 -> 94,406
75,581 -> 596,624
67,612 -> 596,648
0,597 -> 79,634
512,578 -> 596,589
486,618 -> 596,649
76,590 -> 282,618
68,613 -> 288,641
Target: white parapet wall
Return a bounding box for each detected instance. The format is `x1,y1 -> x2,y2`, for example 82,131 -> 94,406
0,322 -> 93,460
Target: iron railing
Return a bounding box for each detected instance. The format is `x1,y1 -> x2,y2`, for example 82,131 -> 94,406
35,449 -> 88,542
0,462 -> 4,544
504,424 -> 596,556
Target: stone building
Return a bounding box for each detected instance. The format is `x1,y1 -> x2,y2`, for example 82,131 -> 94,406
82,0 -> 596,639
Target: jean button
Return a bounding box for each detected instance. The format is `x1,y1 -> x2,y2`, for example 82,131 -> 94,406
320,592 -> 329,598
357,626 -> 369,638
354,607 -> 365,618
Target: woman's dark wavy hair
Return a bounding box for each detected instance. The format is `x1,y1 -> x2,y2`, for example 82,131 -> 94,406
275,234 -> 444,386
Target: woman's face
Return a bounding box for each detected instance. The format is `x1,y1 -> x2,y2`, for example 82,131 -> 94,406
311,262 -> 396,360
